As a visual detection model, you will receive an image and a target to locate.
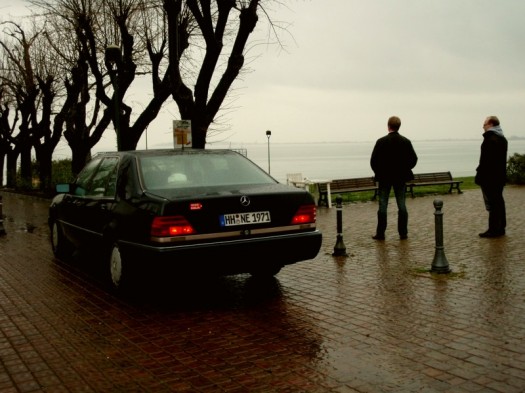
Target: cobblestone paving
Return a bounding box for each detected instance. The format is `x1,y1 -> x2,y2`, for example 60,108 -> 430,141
0,187 -> 524,392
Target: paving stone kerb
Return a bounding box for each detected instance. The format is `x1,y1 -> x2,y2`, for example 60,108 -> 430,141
0,187 -> 524,392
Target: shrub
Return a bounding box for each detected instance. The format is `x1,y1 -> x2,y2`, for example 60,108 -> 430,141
16,158 -> 74,191
52,158 -> 75,185
507,153 -> 525,184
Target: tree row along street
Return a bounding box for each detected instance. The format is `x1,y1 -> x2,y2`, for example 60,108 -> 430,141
1,0 -> 274,192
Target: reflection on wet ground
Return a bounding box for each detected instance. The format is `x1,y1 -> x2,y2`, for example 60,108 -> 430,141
1,188 -> 524,392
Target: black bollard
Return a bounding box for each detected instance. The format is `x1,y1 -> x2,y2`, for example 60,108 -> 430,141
0,195 -> 5,235
332,196 -> 348,257
431,199 -> 450,274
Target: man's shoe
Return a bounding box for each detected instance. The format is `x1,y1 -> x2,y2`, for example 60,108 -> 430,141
372,234 -> 385,240
479,230 -> 505,238
400,234 -> 408,240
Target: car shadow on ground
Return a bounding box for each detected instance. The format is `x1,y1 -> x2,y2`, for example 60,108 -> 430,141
56,250 -> 285,312
132,275 -> 284,311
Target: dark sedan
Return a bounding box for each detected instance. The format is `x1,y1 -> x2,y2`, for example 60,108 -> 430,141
48,149 -> 322,289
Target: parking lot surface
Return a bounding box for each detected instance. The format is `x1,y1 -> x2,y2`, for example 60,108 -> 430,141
0,187 -> 524,392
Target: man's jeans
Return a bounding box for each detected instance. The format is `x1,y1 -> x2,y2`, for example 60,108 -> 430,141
376,182 -> 408,237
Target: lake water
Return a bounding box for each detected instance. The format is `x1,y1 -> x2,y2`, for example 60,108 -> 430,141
213,139 -> 525,184
3,139 -> 523,186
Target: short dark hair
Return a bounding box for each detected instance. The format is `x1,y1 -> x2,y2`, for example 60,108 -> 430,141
388,116 -> 401,131
487,116 -> 500,126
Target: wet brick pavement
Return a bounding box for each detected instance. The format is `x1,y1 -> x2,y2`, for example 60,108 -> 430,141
0,187 -> 524,392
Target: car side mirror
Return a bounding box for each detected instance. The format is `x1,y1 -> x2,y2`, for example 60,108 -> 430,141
55,184 -> 71,193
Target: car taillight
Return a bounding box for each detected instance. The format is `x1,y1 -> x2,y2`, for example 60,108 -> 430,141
291,204 -> 317,224
151,216 -> 196,237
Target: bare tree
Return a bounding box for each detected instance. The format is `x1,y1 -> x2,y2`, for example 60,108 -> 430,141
162,0 -> 264,149
0,84 -> 17,187
32,0 -> 174,156
39,0 -> 273,151
6,0 -> 281,181
38,2 -> 109,175
0,19 -> 75,190
0,21 -> 42,189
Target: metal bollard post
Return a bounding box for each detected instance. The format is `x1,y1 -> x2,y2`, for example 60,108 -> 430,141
0,195 -> 6,236
332,196 -> 348,257
431,199 -> 450,273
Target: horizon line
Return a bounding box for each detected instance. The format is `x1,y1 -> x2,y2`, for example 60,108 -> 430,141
209,136 -> 525,145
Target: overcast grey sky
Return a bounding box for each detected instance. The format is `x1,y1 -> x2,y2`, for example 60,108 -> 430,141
4,0 -> 525,150
229,0 -> 525,145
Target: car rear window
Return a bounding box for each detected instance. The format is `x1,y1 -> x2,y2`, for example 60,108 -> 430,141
140,151 -> 275,190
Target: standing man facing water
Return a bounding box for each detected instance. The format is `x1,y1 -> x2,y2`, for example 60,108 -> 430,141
475,115 -> 508,238
370,116 -> 418,240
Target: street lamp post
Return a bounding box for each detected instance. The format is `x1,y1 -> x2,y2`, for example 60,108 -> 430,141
105,45 -> 122,151
266,130 -> 272,174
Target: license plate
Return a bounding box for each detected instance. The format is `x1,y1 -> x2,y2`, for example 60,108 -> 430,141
220,211 -> 271,227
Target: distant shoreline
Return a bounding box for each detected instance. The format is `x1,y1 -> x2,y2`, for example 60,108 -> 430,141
214,136 -> 525,146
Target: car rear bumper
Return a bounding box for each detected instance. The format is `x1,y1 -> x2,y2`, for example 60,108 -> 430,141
119,230 -> 322,275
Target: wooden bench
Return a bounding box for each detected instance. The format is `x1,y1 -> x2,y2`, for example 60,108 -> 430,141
317,177 -> 378,206
406,171 -> 463,197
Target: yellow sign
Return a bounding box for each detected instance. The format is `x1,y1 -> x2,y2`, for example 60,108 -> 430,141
173,120 -> 192,148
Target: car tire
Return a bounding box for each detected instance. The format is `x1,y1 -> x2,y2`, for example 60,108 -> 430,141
108,243 -> 134,291
109,243 -> 124,289
50,221 -> 73,260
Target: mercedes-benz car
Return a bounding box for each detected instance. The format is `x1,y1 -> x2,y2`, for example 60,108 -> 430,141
48,149 -> 322,289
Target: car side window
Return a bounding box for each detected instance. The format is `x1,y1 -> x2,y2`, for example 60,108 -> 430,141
75,158 -> 102,196
86,157 -> 119,197
104,161 -> 119,197
74,156 -> 119,197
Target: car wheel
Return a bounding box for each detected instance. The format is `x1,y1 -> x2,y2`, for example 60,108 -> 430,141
109,243 -> 125,289
250,264 -> 282,278
50,221 -> 73,260
108,243 -> 134,290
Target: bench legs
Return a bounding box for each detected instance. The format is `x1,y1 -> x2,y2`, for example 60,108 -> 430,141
448,183 -> 463,194
318,193 -> 328,207
407,183 -> 462,197
318,190 -> 378,205
406,186 -> 415,198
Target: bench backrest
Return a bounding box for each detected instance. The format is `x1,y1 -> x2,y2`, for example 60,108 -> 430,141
318,177 -> 376,192
411,172 -> 453,183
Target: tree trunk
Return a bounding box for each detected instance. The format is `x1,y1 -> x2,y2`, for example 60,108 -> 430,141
191,118 -> 207,149
20,145 -> 32,189
71,145 -> 92,177
0,154 -> 4,187
6,151 -> 18,188
35,145 -> 53,192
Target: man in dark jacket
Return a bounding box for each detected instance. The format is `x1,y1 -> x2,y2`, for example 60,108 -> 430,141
370,116 -> 418,240
475,116 -> 508,237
